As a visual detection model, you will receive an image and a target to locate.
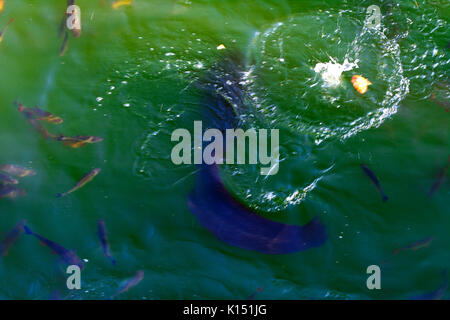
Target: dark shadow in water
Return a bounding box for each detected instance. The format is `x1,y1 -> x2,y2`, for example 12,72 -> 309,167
187,50 -> 327,254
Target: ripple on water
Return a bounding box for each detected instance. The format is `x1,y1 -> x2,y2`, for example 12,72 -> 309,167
246,10 -> 410,145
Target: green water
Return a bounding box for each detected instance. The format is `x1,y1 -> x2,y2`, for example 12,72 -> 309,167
0,0 -> 449,300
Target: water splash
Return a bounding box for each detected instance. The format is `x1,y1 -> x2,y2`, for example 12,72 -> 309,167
314,58 -> 359,87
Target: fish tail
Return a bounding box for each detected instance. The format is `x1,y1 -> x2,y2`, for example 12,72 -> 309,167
23,225 -> 33,235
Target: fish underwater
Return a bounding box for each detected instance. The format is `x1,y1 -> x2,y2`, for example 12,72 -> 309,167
16,101 -> 63,124
187,51 -> 327,254
409,271 -> 448,300
111,270 -> 144,298
428,156 -> 449,196
351,75 -> 372,94
0,185 -> 26,200
112,0 -> 133,10
55,135 -> 103,148
26,118 -> 54,139
0,164 -> 36,177
98,219 -> 116,265
360,164 -> 388,202
0,17 -> 14,43
381,236 -> 434,266
0,220 -> 26,256
0,172 -> 18,185
393,236 -> 434,256
23,225 -> 84,269
57,168 -> 101,198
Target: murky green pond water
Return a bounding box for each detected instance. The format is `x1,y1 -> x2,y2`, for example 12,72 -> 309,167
0,0 -> 448,299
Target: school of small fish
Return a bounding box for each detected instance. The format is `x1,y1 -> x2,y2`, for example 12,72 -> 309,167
0,0 -> 143,300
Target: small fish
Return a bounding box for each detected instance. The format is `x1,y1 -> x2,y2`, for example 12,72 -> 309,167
393,236 -> 434,255
98,219 -> 116,265
55,135 -> 103,148
0,172 -> 18,185
0,17 -> 14,43
57,168 -> 101,198
360,164 -> 388,202
0,185 -> 26,200
0,164 -> 36,177
111,270 -> 144,298
0,220 -> 26,256
428,156 -> 450,196
27,118 -> 54,139
351,75 -> 372,94
59,31 -> 69,56
0,0 -> 4,14
112,0 -> 133,10
32,107 -> 63,124
23,225 -> 84,269
410,271 -> 447,300
246,287 -> 264,300
16,101 -> 63,124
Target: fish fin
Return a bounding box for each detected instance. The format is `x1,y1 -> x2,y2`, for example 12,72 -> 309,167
23,225 -> 33,235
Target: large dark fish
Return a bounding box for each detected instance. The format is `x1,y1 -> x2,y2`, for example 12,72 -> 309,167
189,164 -> 327,254
187,51 -> 327,254
23,225 -> 84,269
360,164 -> 388,202
111,270 -> 144,299
410,271 -> 448,300
0,220 -> 26,256
428,156 -> 449,196
57,168 -> 101,198
97,219 -> 116,265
